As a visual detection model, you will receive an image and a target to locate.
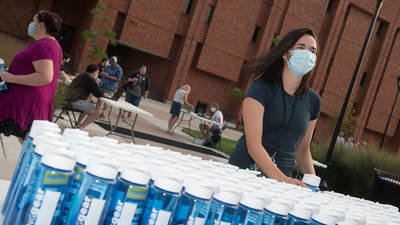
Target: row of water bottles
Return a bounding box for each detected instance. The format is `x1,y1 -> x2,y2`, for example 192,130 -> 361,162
1,120 -> 399,225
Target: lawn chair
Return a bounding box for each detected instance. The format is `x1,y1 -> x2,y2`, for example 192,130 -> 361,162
203,125 -> 227,148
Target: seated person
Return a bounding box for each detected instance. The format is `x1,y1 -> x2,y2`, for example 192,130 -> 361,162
65,64 -> 105,128
199,102 -> 224,138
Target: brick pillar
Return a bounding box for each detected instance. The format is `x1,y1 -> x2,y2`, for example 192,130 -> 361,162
76,0 -> 118,72
164,0 -> 208,101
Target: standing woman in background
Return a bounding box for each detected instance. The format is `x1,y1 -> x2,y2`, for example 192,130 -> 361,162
0,10 -> 63,142
228,28 -> 321,186
168,84 -> 193,134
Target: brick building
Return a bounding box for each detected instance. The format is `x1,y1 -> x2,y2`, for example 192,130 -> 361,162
1,0 -> 400,152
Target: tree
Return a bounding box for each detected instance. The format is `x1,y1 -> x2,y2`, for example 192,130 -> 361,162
82,3 -> 117,60
328,103 -> 358,137
228,88 -> 244,100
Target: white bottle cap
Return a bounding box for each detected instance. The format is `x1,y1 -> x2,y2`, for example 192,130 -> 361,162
240,194 -> 265,211
311,213 -> 337,225
121,168 -> 149,185
30,124 -> 60,138
34,140 -> 69,154
273,198 -> 296,210
91,136 -> 119,144
63,128 -> 89,136
213,191 -> 240,205
0,58 -> 4,64
34,144 -> 55,156
87,161 -> 118,180
50,148 -> 77,160
336,220 -> 359,225
154,177 -> 182,193
265,203 -> 290,216
41,152 -> 76,171
64,135 -> 92,144
76,152 -> 90,166
289,206 -> 312,220
31,120 -> 58,131
302,174 -> 321,187
33,134 -> 63,146
184,181 -> 213,200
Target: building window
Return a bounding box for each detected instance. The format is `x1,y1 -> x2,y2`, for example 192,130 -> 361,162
376,22 -> 384,37
360,72 -> 368,86
205,6 -> 215,24
183,0 -> 193,14
251,25 -> 260,43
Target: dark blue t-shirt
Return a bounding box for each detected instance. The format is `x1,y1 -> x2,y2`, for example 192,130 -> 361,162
228,80 -> 321,176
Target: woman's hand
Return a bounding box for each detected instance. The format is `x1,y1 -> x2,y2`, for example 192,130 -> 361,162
0,71 -> 14,83
276,174 -> 307,187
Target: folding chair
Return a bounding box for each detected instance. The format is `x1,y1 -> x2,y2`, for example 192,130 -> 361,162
54,104 -> 83,128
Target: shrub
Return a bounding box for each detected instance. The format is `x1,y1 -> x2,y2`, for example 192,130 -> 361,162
311,142 -> 400,199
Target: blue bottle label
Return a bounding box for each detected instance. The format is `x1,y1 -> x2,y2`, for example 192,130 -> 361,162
43,171 -> 70,185
77,195 -> 106,224
24,188 -> 61,224
241,210 -> 262,225
148,208 -> 172,225
126,185 -> 148,200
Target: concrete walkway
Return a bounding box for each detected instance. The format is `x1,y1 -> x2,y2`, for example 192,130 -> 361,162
0,98 -> 242,181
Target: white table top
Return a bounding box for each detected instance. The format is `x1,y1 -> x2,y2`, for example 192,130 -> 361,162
100,97 -> 153,118
189,112 -> 222,126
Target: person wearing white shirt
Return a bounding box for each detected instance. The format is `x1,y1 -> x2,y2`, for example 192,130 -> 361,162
199,102 -> 223,138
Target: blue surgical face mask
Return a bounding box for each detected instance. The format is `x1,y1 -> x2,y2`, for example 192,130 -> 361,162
28,21 -> 37,37
286,49 -> 316,77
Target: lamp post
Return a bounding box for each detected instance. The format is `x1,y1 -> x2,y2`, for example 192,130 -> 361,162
379,76 -> 400,150
320,0 -> 384,185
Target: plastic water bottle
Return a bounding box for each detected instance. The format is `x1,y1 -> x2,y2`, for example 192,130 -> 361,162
309,213 -> 337,225
286,206 -> 312,225
235,194 -> 265,225
302,174 -> 321,192
59,152 -> 91,224
262,203 -> 290,225
1,124 -> 60,215
3,142 -> 69,224
104,168 -> 150,225
0,58 -> 8,91
141,177 -> 182,225
205,191 -> 240,225
171,181 -> 213,225
66,161 -> 118,225
13,152 -> 76,224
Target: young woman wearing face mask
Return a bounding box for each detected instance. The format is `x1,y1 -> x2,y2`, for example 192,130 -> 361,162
0,10 -> 63,142
228,28 -> 321,187
199,103 -> 224,138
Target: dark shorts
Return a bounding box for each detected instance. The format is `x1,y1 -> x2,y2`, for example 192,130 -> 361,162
126,92 -> 142,107
169,101 -> 182,117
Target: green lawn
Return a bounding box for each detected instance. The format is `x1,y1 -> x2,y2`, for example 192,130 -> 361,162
182,128 -> 237,155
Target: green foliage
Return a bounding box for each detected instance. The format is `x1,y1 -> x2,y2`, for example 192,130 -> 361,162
53,82 -> 67,110
82,3 -> 117,60
272,35 -> 281,47
182,128 -> 237,155
311,142 -> 400,199
229,88 -> 244,100
328,103 -> 358,137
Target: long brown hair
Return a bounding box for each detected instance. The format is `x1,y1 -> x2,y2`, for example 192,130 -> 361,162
244,28 -> 317,96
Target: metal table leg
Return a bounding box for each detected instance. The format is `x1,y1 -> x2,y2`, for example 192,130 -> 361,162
130,113 -> 139,144
0,134 -> 6,159
106,108 -> 122,136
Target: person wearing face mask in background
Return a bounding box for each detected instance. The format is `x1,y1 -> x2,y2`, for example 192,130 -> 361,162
0,10 -> 63,143
199,102 -> 224,139
64,64 -> 106,128
228,28 -> 321,187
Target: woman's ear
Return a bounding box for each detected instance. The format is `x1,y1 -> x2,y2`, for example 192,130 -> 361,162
282,50 -> 291,62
